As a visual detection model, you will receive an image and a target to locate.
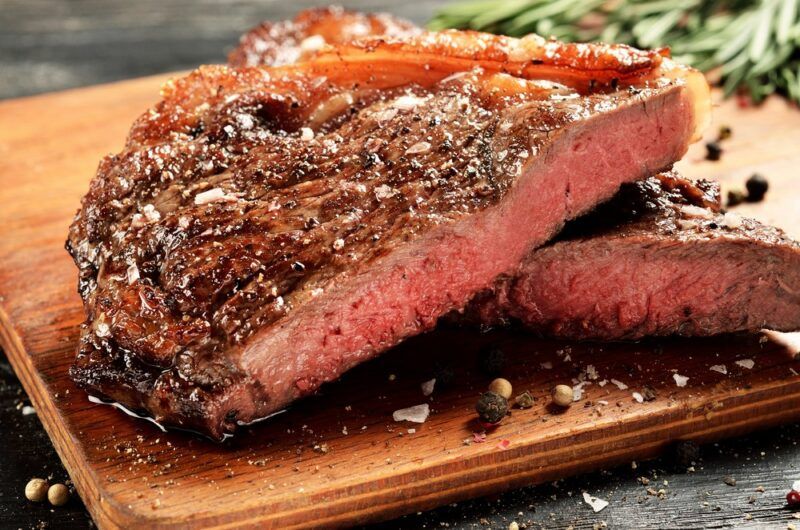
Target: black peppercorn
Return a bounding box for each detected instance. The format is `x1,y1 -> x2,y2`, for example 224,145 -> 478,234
673,440 -> 700,468
727,189 -> 745,207
476,391 -> 508,424
477,346 -> 505,377
705,142 -> 722,161
717,125 -> 732,141
745,173 -> 769,202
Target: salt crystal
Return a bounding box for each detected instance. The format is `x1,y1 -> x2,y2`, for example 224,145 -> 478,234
586,365 -> 599,380
392,95 -> 427,110
21,405 -> 36,416
194,187 -> 238,205
126,264 -> 140,284
673,374 -> 689,387
392,404 -> 430,423
572,382 -> 588,401
610,379 -> 628,390
680,205 -> 713,219
407,428 -> 416,434
736,359 -> 755,369
710,364 -> 728,375
406,141 -> 432,155
421,378 -> 436,397
300,127 -> 314,141
299,34 -> 326,54
722,211 -> 743,228
95,322 -> 110,338
332,238 -> 345,251
582,492 -> 609,513
632,392 -> 644,403
375,184 -> 394,200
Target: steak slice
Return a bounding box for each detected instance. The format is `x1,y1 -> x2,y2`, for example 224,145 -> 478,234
67,31 -> 710,439
464,171 -> 800,339
228,6 -> 419,67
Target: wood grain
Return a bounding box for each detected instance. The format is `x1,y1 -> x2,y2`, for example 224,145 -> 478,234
1,77 -> 800,529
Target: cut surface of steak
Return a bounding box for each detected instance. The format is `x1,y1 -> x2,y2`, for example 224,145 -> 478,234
229,6 -> 419,67
465,171 -> 800,339
67,30 -> 710,439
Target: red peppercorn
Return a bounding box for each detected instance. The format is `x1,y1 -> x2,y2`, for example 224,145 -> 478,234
786,489 -> 800,506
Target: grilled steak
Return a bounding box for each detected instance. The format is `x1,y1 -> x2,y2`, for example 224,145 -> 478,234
67,31 -> 710,438
229,6 -> 419,67
464,171 -> 800,339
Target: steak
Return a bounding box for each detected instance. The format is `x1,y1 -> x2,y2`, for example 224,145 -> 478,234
464,171 -> 800,339
67,30 -> 710,439
228,6 -> 419,67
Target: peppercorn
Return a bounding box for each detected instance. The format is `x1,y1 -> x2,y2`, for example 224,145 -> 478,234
475,391 -> 508,424
787,489 -> 800,506
745,173 -> 769,202
551,384 -> 573,407
477,346 -> 505,377
24,478 -> 48,503
726,189 -> 746,207
673,440 -> 700,468
488,378 -> 513,399
717,125 -> 732,141
47,483 -> 69,506
514,391 -> 535,409
705,141 -> 722,161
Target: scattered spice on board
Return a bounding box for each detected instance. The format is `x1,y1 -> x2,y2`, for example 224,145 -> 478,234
724,476 -> 737,487
392,404 -> 430,423
552,384 -> 573,407
582,492 -> 609,513
727,189 -> 746,207
488,378 -> 513,399
673,374 -> 689,387
705,141 -> 722,161
476,392 -> 508,424
24,478 -> 48,503
514,392 -> 534,409
745,174 -> 769,202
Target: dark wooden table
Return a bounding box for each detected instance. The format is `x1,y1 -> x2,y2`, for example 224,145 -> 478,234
2,1 -> 800,528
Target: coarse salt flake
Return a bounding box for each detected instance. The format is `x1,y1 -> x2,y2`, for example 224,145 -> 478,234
332,238 -> 345,250
392,404 -> 430,423
300,127 -> 314,141
21,405 -> 36,416
126,264 -> 140,284
710,364 -> 728,375
421,378 -> 436,397
299,34 -> 326,54
736,359 -> 755,369
673,374 -> 689,387
405,141 -> 431,155
632,392 -> 644,403
375,184 -> 394,200
194,187 -> 238,205
680,205 -> 713,219
582,492 -> 609,513
610,378 -> 628,390
722,211 -> 743,228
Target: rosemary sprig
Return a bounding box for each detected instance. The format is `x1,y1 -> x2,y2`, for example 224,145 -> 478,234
429,0 -> 800,104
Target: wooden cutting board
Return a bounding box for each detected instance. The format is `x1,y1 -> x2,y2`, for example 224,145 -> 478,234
1,76 -> 800,529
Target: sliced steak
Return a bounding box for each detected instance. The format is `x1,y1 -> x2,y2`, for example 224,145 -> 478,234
228,6 -> 419,67
465,171 -> 800,339
67,31 -> 710,439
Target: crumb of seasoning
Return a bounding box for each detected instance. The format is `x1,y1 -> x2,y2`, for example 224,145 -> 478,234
582,492 -> 609,513
476,392 -> 508,424
705,141 -> 722,161
745,173 -> 769,202
496,439 -> 510,450
724,476 -> 737,487
736,359 -> 755,370
488,378 -> 513,399
673,373 -> 689,387
25,478 -> 49,503
514,391 -> 535,409
727,189 -> 746,207
420,378 -> 436,397
710,364 -> 728,375
392,404 -> 430,423
641,385 -> 657,401
47,483 -> 70,507
717,125 -> 732,141
473,431 -> 487,443
552,384 -> 573,407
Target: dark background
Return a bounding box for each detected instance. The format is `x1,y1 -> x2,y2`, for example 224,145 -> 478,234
2,1 -> 800,528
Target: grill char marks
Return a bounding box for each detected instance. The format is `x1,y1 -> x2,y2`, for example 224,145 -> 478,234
67,27 -> 708,439
465,172 -> 800,340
